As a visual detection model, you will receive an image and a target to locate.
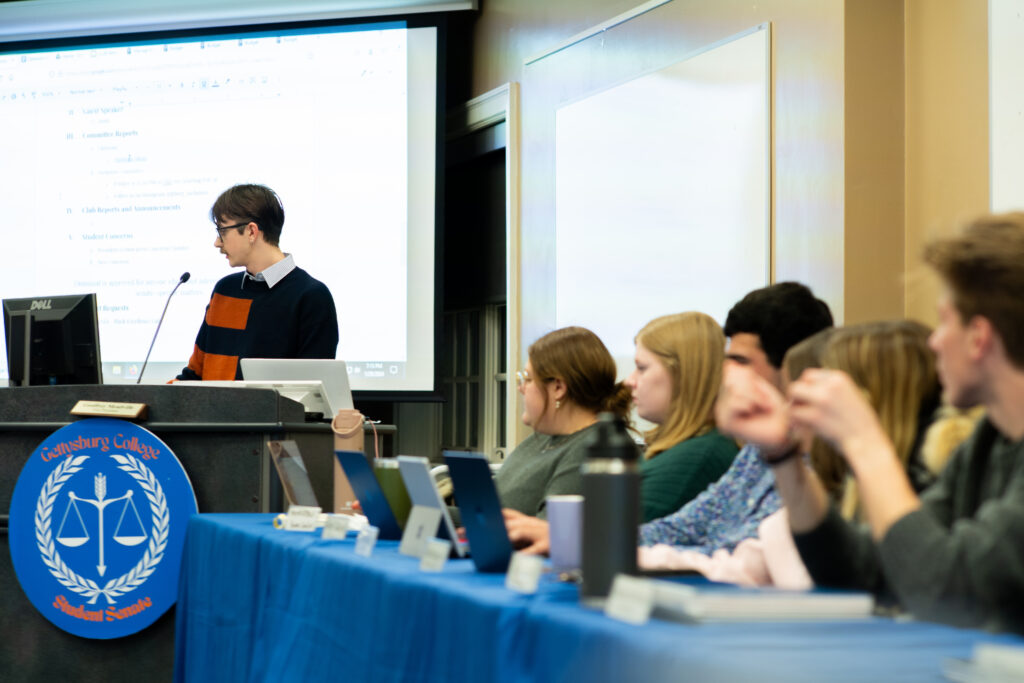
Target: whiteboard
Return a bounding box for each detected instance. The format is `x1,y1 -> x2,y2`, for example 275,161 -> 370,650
990,0 -> 1024,211
552,26 -> 770,365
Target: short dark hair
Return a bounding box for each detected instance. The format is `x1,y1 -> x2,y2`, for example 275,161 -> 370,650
210,184 -> 285,246
723,282 -> 834,368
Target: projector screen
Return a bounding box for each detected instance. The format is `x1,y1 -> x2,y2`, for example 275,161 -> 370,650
0,20 -> 438,392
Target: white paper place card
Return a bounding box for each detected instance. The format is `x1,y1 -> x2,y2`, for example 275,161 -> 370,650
399,505 -> 442,558
346,514 -> 369,533
273,506 -> 324,531
355,525 -> 379,557
288,505 -> 323,517
284,505 -> 323,531
419,538 -> 452,572
505,552 -> 544,595
604,574 -> 655,625
321,514 -> 351,540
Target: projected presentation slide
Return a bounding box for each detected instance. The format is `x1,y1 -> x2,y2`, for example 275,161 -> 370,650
0,22 -> 436,391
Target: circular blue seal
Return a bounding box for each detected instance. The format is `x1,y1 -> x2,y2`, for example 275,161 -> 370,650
8,418 -> 197,639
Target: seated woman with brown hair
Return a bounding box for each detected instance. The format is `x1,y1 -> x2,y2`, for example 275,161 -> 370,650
495,326 -> 634,518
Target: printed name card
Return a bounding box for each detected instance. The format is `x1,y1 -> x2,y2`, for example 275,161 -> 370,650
399,505 -> 442,558
505,552 -> 544,595
321,514 -> 351,540
355,525 -> 379,557
604,574 -> 655,625
285,505 -> 322,531
346,514 -> 369,533
419,539 -> 452,572
273,505 -> 323,531
70,400 -> 148,419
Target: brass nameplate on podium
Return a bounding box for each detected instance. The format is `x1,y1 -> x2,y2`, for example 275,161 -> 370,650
70,400 -> 148,420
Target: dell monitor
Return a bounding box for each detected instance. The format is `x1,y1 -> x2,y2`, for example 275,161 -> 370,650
3,293 -> 102,386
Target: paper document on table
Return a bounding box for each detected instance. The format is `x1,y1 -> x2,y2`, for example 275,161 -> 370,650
944,643 -> 1024,683
651,581 -> 874,622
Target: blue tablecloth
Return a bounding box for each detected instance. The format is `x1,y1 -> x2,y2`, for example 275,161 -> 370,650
174,514 -> 1024,683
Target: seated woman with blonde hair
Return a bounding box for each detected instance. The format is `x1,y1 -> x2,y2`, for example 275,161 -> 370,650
631,312 -> 739,522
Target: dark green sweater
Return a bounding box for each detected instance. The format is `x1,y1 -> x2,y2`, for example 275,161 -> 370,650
640,428 -> 739,523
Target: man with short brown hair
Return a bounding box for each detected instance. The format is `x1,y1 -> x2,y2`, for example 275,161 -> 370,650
176,184 -> 338,381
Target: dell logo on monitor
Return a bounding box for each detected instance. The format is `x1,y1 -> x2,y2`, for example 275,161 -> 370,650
30,300 -> 52,311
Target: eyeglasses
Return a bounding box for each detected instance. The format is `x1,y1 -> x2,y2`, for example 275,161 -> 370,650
515,369 -> 531,388
214,222 -> 252,239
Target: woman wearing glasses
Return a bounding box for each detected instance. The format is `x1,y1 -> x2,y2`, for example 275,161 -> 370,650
503,313 -> 739,551
495,326 -> 634,518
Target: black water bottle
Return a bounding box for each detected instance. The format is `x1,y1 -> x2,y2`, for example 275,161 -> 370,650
580,412 -> 641,603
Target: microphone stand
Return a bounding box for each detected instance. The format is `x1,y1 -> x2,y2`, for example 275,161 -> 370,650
137,272 -> 190,384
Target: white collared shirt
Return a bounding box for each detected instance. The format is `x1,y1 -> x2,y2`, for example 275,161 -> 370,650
243,253 -> 296,289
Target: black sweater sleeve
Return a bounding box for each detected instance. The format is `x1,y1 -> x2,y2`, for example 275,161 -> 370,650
294,280 -> 338,359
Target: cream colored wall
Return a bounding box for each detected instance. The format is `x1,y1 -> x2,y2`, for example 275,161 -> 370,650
904,0 -> 989,326
843,0 -> 905,324
470,0 -> 640,97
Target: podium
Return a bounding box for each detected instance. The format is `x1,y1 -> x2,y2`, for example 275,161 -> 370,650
0,384 -> 325,682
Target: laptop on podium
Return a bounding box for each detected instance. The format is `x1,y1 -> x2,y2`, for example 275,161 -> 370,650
240,358 -> 354,418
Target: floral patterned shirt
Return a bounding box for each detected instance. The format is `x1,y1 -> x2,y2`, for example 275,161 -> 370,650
638,444 -> 781,553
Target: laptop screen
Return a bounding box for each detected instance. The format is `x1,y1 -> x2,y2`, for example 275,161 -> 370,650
241,358 -> 354,415
268,440 -> 319,508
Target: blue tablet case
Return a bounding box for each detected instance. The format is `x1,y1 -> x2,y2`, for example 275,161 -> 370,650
334,450 -> 403,541
443,451 -> 513,573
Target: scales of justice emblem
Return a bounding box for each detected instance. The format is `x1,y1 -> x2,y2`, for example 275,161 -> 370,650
10,418 -> 196,639
57,471 -> 151,578
36,452 -> 170,606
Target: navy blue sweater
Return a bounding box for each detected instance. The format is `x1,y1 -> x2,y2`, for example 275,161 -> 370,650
176,267 -> 338,380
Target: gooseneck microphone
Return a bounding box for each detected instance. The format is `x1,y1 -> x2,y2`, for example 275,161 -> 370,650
137,272 -> 190,384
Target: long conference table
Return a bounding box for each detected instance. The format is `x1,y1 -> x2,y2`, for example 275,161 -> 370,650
174,514 -> 1024,683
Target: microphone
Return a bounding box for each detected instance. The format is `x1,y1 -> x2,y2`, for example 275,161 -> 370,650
137,272 -> 190,384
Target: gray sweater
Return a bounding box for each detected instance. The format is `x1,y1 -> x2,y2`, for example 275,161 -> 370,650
793,418 -> 1024,633
493,422 -> 602,519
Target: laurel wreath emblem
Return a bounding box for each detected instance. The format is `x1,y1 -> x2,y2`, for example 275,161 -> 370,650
35,454 -> 170,605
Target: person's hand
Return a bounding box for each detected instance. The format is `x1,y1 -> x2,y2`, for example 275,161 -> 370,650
787,368 -> 919,538
502,508 -> 550,555
787,368 -> 890,461
715,363 -> 793,457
